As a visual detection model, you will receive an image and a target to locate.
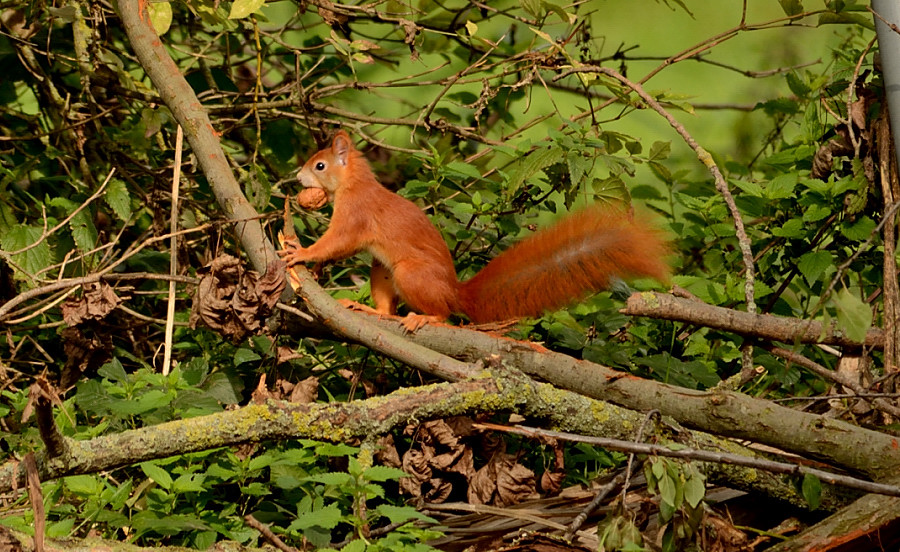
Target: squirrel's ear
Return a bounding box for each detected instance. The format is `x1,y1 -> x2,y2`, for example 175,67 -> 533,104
332,130 -> 353,166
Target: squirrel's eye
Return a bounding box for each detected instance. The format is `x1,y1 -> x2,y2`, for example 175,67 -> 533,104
315,161 -> 326,171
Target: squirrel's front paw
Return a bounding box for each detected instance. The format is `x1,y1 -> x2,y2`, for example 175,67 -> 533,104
276,234 -> 307,266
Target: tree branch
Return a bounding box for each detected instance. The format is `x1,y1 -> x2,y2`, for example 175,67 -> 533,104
117,0 -> 275,273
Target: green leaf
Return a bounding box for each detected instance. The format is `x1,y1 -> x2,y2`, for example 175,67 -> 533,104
311,442 -> 359,457
74,380 -> 113,414
288,503 -> 343,531
832,288 -> 872,343
47,518 -> 76,538
765,173 -> 797,199
109,389 -> 172,415
340,539 -> 367,552
770,218 -> 804,238
301,472 -> 354,486
797,251 -> 833,283
98,358 -> 129,382
683,472 -> 705,508
229,0 -> 266,19
147,1 -> 173,35
194,531 -> 217,550
648,141 -> 671,161
363,465 -> 411,482
803,203 -> 831,223
543,2 -> 575,24
841,216 -> 876,241
1,223 -> 51,281
566,152 -> 587,186
140,462 -> 173,490
786,71 -> 810,97
779,0 -> 803,16
104,179 -> 133,221
131,511 -> 212,537
443,161 -> 483,180
49,196 -> 97,253
172,473 -> 206,493
658,472 -> 677,508
730,179 -> 764,197
64,475 -> 103,497
233,348 -> 261,365
521,0 -> 541,19
505,146 -> 564,197
801,473 -> 822,510
375,504 -> 436,524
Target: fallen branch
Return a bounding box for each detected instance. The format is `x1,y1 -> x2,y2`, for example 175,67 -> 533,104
623,291 -> 883,349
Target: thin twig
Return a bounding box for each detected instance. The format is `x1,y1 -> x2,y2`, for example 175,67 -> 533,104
508,425 -> 900,498
162,126 -> 183,376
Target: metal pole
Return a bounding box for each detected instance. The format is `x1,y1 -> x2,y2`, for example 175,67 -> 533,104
873,0 -> 900,167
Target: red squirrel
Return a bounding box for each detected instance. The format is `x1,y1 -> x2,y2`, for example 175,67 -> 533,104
279,130 -> 670,331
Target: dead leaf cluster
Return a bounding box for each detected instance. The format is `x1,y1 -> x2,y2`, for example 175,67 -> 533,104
376,417 -> 565,509
58,282 -> 122,387
189,255 -> 286,342
61,282 -> 122,326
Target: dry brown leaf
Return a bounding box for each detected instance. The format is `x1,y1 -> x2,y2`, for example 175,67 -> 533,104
290,376 -> 318,404
251,374 -> 270,404
275,345 -> 303,364
469,452 -> 537,506
316,0 -> 348,26
0,526 -> 23,552
704,511 -> 751,552
495,458 -> 538,506
811,135 -> 853,180
540,470 -> 564,495
60,327 -> 112,388
375,434 -> 402,469
25,453 -> 44,552
189,255 -> 286,342
425,477 -> 453,503
400,449 -> 431,498
61,281 -> 122,325
467,458 -> 496,505
399,18 -> 420,61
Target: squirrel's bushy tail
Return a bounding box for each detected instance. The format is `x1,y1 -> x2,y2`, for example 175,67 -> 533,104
458,204 -> 670,323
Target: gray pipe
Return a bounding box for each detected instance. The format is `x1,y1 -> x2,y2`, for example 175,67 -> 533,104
873,0 -> 900,167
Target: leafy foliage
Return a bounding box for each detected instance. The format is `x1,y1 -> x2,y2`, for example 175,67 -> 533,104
0,0 -> 891,548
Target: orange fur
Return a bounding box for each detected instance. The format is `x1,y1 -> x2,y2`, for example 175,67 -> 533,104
279,131 -> 670,330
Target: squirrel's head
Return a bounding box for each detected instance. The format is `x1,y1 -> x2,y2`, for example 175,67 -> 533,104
297,130 -> 357,200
